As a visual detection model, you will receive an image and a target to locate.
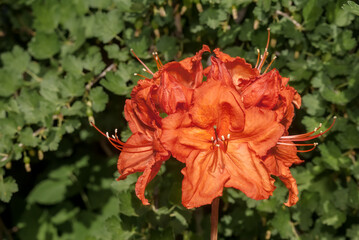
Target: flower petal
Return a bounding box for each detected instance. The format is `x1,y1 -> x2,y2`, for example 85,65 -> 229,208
224,143 -> 276,200
213,48 -> 259,85
263,144 -> 303,206
161,112 -> 212,162
135,160 -> 163,205
155,45 -> 210,114
181,149 -> 229,208
231,107 -> 285,156
189,80 -> 245,133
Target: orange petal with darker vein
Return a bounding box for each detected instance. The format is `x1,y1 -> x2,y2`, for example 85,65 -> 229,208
213,48 -> 259,85
155,45 -> 210,114
231,107 -> 285,157
224,143 -> 276,200
189,80 -> 245,132
181,149 -> 229,208
135,160 -> 164,205
117,132 -> 154,179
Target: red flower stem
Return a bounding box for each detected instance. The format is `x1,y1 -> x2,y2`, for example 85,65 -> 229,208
210,197 -> 220,240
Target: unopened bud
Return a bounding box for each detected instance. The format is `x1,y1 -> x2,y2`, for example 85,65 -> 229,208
25,163 -> 31,172
38,150 -> 44,160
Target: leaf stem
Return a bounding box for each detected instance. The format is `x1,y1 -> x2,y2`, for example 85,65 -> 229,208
210,197 -> 220,240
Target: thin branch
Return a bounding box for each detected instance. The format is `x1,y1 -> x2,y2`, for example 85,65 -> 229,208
276,10 -> 303,30
85,63 -> 116,91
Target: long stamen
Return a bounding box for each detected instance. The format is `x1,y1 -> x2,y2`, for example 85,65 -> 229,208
263,56 -> 277,74
255,49 -> 260,68
257,28 -> 271,73
134,73 -> 148,79
91,122 -> 152,151
280,124 -> 322,140
279,117 -> 336,142
130,49 -> 154,75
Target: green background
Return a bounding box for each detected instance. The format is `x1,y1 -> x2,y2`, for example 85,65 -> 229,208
0,0 -> 359,239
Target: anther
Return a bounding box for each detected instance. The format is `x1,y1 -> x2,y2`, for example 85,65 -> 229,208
115,129 -> 118,133
142,68 -> 147,72
227,134 -> 230,139
134,73 -> 138,76
106,132 -> 110,139
216,144 -> 220,147
221,135 -> 225,141
211,136 -> 214,141
112,135 -> 115,139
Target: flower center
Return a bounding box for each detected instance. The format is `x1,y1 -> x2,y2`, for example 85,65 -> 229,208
210,125 -> 230,152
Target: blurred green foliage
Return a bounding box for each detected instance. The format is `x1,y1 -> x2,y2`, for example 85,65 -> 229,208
0,0 -> 358,239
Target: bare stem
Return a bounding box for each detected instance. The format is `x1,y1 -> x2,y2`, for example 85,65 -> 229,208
210,197 -> 220,240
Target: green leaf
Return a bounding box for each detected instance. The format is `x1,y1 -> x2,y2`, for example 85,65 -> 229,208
317,142 -> 341,170
19,127 -> 40,147
1,46 -> 30,74
157,36 -> 179,61
337,125 -> 359,149
28,179 -> 69,205
346,224 -> 359,240
0,174 -> 18,203
60,75 -> 86,97
61,101 -> 86,117
270,207 -> 293,239
302,93 -> 326,116
89,87 -> 109,112
104,45 -> 130,62
118,191 -> 138,216
0,69 -> 23,97
199,9 -> 227,29
103,216 -> 134,240
28,32 -> 60,59
62,55 -> 83,77
32,0 -> 60,32
303,0 -> 324,30
100,71 -> 131,96
342,1 -> 359,16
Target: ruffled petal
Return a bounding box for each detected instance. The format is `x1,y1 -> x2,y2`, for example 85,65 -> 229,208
189,80 -> 245,133
231,107 -> 285,156
117,133 -> 154,179
181,149 -> 229,208
213,48 -> 259,86
224,143 -> 276,200
135,160 -> 163,205
155,45 -> 210,114
128,80 -> 161,129
161,112 -> 212,163
263,144 -> 303,207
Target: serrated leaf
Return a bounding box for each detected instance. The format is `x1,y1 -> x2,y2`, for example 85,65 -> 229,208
1,46 -> 30,74
61,101 -> 86,117
0,175 -> 18,202
199,9 -> 227,29
89,87 -> 109,112
270,207 -> 293,239
28,32 -> 60,59
303,0 -> 324,30
342,1 -> 359,16
62,55 -> 83,77
60,75 -> 86,97
302,93 -> 326,116
19,127 -> 40,147
0,69 -> 23,97
104,45 -> 130,61
100,71 -> 131,96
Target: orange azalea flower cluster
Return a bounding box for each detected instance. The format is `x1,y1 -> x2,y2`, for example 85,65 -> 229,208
93,40 -> 335,209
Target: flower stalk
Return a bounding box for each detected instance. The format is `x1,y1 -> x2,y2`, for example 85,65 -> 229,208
211,197 -> 220,240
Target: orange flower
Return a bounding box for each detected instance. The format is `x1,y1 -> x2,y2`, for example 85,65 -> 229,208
161,62 -> 286,208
